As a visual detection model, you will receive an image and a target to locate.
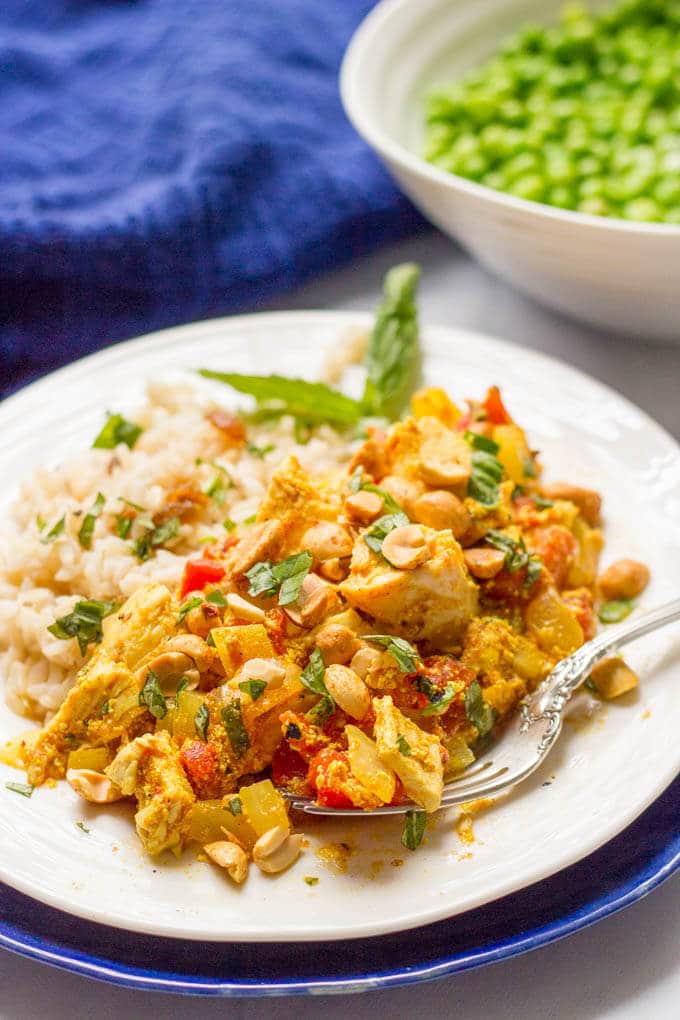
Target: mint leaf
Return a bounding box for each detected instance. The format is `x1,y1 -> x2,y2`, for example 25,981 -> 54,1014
362,263 -> 421,417
198,372 -> 363,426
401,809 -> 427,851
93,412 -> 143,450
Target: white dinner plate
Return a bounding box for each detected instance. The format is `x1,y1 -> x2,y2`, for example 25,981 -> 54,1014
0,311 -> 678,942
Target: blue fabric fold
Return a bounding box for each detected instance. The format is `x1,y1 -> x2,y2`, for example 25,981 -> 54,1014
0,0 -> 424,395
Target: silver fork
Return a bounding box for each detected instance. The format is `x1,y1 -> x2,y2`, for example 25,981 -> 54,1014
287,597 -> 680,816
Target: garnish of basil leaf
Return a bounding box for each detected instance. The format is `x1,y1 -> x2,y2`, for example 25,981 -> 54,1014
77,492 -> 106,550
363,512 -> 410,555
206,589 -> 228,606
198,372 -> 364,426
420,681 -> 456,716
464,681 -> 496,738
221,702 -> 250,758
364,634 -> 420,673
401,809 -> 427,851
227,796 -> 242,815
362,262 -> 421,418
93,412 -> 143,451
348,466 -> 404,515
484,528 -> 542,588
396,734 -> 411,756
598,599 -> 635,624
131,516 -> 180,562
245,551 -> 313,606
238,679 -> 267,701
48,598 -> 119,655
300,647 -> 335,722
138,669 -> 167,720
177,595 -> 203,624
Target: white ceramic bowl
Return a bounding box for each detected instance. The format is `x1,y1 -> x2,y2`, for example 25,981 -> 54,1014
341,0 -> 680,342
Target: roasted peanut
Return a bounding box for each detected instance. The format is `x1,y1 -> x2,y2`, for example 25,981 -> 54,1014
324,664 -> 371,720
381,525 -> 429,570
344,490 -> 384,524
302,522 -> 354,562
284,573 -> 341,628
541,482 -> 601,525
463,547 -> 506,579
419,435 -> 471,488
412,490 -> 471,537
66,768 -> 123,804
205,840 -> 249,883
184,601 -> 222,638
598,559 -> 650,601
235,657 -> 286,689
589,657 -> 639,699
316,624 -> 361,665
318,557 -> 351,582
349,644 -> 384,680
378,475 -> 424,513
252,825 -> 302,874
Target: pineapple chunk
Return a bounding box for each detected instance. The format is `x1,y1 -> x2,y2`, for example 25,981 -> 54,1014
211,624 -> 274,676
240,778 -> 290,835
345,725 -> 396,804
589,657 -> 639,700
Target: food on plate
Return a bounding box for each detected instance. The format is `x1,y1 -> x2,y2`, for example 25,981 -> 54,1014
424,0 -> 680,223
0,264 -> 649,882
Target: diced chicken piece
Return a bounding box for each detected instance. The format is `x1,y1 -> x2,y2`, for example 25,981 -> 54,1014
373,696 -> 444,812
340,527 -> 478,643
26,584 -> 178,785
106,731 -> 195,856
255,456 -> 342,555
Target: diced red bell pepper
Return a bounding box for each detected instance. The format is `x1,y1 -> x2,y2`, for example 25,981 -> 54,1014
180,559 -> 226,598
180,740 -> 218,794
483,385 -> 513,425
271,741 -> 308,786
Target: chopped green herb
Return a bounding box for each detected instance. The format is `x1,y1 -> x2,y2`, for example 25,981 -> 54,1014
238,679 -> 267,701
304,876 -> 319,886
40,516 -> 65,545
77,492 -> 106,550
533,494 -> 555,509
246,440 -> 276,459
206,631 -> 216,647
138,669 -> 167,720
227,796 -> 242,815
364,634 -> 420,673
245,560 -> 277,598
177,595 -> 203,624
198,372 -> 363,426
206,589 -> 228,607
272,550 -> 313,606
484,529 -> 542,588
195,703 -> 210,740
48,599 -> 119,655
468,448 -> 504,507
93,412 -> 143,451
522,456 -> 537,479
118,497 -> 146,512
421,681 -> 456,716
307,695 -> 335,724
243,514 -> 257,525
598,599 -> 635,624
221,702 -> 250,758
464,681 -> 496,739
223,518 -> 237,532
101,699 -> 110,716
132,516 -> 180,561
245,551 -> 313,605
362,263 -> 421,418
76,821 -> 90,834
36,514 -> 47,532
401,809 -> 427,851
464,430 -> 500,455
204,474 -> 227,505
300,647 -> 329,697
5,781 -> 33,798
363,511 -> 410,555
115,515 -> 133,539
396,734 -> 411,756
176,677 -> 190,696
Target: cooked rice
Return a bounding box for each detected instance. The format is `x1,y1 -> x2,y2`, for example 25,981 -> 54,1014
0,381 -> 351,721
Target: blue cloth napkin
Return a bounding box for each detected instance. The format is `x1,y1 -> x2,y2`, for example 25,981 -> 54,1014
0,0 -> 424,396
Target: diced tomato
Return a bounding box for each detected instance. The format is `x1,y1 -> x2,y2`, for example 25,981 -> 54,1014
271,741 -> 308,786
180,559 -> 226,598
180,741 -> 218,796
317,787 -> 354,810
389,776 -> 408,806
266,608 -> 288,656
483,385 -> 513,425
528,526 -> 578,590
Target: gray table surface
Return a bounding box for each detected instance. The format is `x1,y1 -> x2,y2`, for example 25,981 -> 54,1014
1,232 -> 678,1019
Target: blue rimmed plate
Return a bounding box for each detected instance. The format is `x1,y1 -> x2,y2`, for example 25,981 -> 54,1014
0,778 -> 677,995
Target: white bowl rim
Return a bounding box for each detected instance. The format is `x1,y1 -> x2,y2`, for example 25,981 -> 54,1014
340,0 -> 680,238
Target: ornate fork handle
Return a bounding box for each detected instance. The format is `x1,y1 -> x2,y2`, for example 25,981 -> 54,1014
522,595 -> 680,733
